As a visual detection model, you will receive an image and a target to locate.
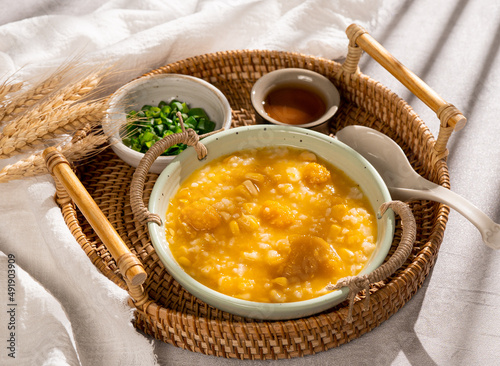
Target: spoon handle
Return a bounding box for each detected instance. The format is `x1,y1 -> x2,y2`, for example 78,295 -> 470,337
390,186 -> 500,249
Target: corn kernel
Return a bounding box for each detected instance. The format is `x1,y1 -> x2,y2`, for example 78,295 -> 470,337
177,245 -> 189,256
272,277 -> 288,287
237,214 -> 260,231
243,202 -> 260,215
331,204 -> 348,219
235,184 -> 252,199
346,232 -> 362,246
339,248 -> 355,262
229,220 -> 240,235
244,172 -> 266,183
328,224 -> 342,240
177,256 -> 191,267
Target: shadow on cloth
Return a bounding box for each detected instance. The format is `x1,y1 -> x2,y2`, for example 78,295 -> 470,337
148,270 -> 438,366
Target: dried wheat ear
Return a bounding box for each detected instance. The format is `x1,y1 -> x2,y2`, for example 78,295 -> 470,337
0,63 -> 118,183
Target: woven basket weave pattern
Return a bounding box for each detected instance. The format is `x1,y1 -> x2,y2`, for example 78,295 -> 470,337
60,50 -> 449,359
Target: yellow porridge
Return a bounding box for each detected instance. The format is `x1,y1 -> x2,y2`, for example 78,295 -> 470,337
165,146 -> 377,303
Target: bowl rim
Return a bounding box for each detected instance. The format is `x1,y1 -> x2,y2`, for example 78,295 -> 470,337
250,68 -> 340,128
147,124 -> 394,320
103,73 -> 233,166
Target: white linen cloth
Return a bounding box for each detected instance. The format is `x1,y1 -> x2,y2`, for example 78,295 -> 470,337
0,1 -> 390,365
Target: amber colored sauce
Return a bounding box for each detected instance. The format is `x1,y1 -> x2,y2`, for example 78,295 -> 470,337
263,84 -> 326,125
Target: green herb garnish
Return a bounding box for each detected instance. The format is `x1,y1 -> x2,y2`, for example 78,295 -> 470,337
122,100 -> 216,156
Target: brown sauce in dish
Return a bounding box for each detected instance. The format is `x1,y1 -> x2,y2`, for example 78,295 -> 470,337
263,84 -> 326,125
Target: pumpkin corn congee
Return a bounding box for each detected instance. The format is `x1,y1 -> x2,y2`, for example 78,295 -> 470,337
165,146 -> 377,303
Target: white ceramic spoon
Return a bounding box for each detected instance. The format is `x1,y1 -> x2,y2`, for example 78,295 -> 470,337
336,125 -> 500,249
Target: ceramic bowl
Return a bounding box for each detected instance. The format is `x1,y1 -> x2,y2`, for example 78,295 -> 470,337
250,68 -> 340,133
104,73 -> 232,174
146,125 -> 395,320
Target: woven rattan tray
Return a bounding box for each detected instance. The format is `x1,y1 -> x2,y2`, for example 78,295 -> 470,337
52,25 -> 465,359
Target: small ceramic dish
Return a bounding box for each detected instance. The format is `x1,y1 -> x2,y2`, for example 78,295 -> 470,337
146,125 -> 395,320
104,73 -> 232,174
250,68 -> 340,132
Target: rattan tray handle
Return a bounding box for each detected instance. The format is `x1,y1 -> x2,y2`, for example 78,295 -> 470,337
342,24 -> 466,156
130,128 -> 208,226
327,200 -> 416,322
43,147 -> 147,287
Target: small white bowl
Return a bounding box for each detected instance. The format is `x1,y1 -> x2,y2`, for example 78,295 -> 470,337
250,68 -> 340,132
147,125 -> 395,320
104,74 -> 232,174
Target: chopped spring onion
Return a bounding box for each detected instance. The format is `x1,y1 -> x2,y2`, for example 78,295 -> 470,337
122,100 -> 216,156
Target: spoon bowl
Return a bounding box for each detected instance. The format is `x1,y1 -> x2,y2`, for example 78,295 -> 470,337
336,125 -> 500,249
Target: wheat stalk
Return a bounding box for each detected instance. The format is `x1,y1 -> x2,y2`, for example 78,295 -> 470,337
0,128 -> 109,183
1,69 -> 103,136
0,150 -> 47,182
0,72 -> 106,157
0,77 -> 61,124
0,60 -> 88,124
3,99 -> 106,158
64,131 -> 109,161
0,61 -> 141,183
0,81 -> 23,103
51,99 -> 108,134
0,99 -> 107,159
